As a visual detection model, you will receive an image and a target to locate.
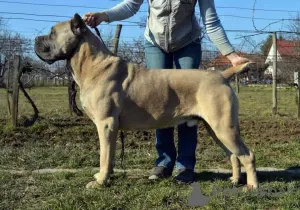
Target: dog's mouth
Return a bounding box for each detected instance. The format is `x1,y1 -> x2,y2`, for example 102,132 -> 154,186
35,51 -> 56,65
45,59 -> 55,65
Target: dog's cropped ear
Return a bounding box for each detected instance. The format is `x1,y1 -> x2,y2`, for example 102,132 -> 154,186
71,13 -> 86,36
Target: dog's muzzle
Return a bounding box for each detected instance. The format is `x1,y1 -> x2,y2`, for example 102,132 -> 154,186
34,36 -> 56,64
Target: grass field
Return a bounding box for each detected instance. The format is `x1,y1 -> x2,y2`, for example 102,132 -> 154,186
0,85 -> 300,210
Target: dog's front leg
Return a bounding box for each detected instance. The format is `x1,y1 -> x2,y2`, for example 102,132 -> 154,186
86,117 -> 118,189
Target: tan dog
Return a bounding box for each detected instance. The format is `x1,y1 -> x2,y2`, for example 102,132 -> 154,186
34,13 -> 258,189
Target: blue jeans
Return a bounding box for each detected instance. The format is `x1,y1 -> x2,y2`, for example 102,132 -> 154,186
144,39 -> 202,171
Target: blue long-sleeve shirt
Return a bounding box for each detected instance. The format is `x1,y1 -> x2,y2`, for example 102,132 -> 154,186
103,0 -> 235,55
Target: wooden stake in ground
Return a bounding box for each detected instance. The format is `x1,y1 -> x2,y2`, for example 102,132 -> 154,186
67,70 -> 73,116
6,59 -> 12,116
235,74 -> 239,93
12,55 -> 21,127
296,72 -> 300,119
272,32 -> 278,115
113,24 -> 123,55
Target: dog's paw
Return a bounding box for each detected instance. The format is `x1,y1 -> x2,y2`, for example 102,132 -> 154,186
229,176 -> 240,185
92,172 -> 109,185
93,172 -> 101,180
242,184 -> 258,193
86,181 -> 100,189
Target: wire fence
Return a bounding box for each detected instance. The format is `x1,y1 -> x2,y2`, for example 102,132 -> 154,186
0,0 -> 299,127
0,24 -> 299,126
0,34 -> 300,88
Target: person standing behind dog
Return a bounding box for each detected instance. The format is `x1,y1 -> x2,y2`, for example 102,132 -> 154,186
83,0 -> 250,184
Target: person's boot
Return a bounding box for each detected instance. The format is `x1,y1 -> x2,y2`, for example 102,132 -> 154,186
148,166 -> 173,180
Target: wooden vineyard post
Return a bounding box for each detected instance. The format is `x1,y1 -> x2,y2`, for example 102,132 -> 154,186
235,74 -> 240,93
296,72 -> 300,119
11,55 -> 21,127
67,70 -> 73,116
272,32 -> 278,115
113,24 -> 123,55
6,59 -> 12,116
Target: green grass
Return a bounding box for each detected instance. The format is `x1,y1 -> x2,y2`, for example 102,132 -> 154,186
0,85 -> 300,209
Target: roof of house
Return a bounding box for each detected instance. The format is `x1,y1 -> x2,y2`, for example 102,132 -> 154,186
274,40 -> 300,58
207,52 -> 266,68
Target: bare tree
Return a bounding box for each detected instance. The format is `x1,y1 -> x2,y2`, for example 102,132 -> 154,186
287,13 -> 300,41
0,33 -> 32,87
97,28 -> 114,50
18,56 -> 55,87
0,17 -> 5,31
139,16 -> 147,28
0,32 -> 31,59
277,60 -> 300,84
118,36 -> 146,65
276,14 -> 300,84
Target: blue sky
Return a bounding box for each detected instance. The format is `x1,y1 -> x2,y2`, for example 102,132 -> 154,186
0,0 -> 299,51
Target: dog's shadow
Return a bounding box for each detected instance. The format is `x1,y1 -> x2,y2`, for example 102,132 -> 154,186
194,166 -> 300,184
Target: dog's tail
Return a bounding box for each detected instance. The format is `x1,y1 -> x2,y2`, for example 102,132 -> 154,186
221,62 -> 254,81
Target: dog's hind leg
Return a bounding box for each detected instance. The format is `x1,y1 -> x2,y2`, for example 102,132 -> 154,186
204,119 -> 257,189
200,89 -> 258,189
202,121 -> 241,185
86,117 -> 118,188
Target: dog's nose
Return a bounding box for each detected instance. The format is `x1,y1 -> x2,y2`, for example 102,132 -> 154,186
44,46 -> 50,52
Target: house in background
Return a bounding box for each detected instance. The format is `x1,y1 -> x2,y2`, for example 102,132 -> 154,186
207,52 -> 268,83
265,40 -> 300,83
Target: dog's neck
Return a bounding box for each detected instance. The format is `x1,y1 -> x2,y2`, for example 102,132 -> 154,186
67,29 -> 113,87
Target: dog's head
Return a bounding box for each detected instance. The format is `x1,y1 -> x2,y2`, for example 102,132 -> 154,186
34,13 -> 87,64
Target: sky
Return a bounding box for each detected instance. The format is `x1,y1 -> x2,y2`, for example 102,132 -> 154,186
0,0 -> 299,53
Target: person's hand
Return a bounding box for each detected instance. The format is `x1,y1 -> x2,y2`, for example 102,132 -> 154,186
83,12 -> 109,28
226,52 -> 252,66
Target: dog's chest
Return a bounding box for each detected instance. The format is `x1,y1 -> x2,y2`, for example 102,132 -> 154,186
79,94 -> 95,121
